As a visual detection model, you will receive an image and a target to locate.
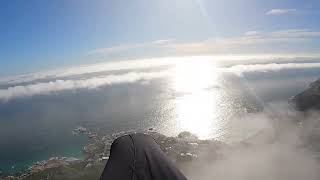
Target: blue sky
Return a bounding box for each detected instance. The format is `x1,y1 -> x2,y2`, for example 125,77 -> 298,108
1,0 -> 320,75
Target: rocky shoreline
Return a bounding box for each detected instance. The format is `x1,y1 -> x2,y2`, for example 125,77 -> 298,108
2,127 -> 228,180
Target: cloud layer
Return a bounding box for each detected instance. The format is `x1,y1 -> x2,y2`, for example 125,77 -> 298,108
223,62 -> 320,75
1,56 -> 320,102
0,57 -> 183,85
4,54 -> 319,85
0,71 -> 170,102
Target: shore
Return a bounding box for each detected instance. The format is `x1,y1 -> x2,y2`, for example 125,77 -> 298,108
2,126 -> 228,180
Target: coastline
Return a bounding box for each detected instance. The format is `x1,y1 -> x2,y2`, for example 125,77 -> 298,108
0,127 -> 91,179
2,127 -> 227,180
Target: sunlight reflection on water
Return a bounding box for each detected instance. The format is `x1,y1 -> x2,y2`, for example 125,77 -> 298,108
171,60 -> 223,139
153,58 -> 267,141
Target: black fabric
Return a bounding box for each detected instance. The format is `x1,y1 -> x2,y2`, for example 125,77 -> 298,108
100,133 -> 188,180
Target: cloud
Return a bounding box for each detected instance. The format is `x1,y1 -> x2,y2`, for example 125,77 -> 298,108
0,57 -> 183,85
88,44 -> 146,54
245,31 -> 260,36
2,54 -> 320,86
266,8 -> 297,15
87,39 -> 174,55
2,57 -> 320,101
86,29 -> 320,58
0,71 -> 171,102
183,102 -> 320,180
271,29 -> 320,38
166,29 -> 320,54
223,62 -> 320,76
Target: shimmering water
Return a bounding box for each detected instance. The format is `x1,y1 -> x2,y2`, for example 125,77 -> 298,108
1,58 -> 320,175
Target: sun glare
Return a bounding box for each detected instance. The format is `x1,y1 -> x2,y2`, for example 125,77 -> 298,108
172,60 -> 218,93
172,60 -> 220,139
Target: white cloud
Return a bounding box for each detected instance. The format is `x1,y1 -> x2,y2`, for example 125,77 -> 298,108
266,9 -> 297,15
152,39 -> 174,45
0,71 -> 171,102
223,63 -> 320,76
0,57 -> 183,85
245,31 -> 260,36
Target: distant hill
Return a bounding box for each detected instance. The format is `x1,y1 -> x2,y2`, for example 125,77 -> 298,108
290,79 -> 320,111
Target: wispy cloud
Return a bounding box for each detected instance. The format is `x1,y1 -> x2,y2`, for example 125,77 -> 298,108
245,31 -> 260,36
166,29 -> 320,54
87,39 -> 174,55
88,44 -> 146,55
271,29 -> 320,38
87,29 -> 320,57
266,8 -> 297,15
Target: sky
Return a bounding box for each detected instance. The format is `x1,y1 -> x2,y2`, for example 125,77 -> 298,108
1,0 -> 320,75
